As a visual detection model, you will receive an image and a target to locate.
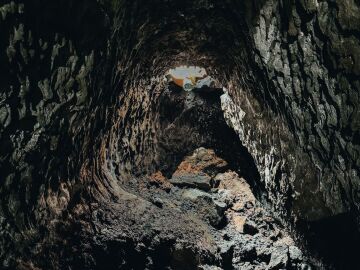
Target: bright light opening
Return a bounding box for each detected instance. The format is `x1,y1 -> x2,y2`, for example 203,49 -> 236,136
165,66 -> 215,91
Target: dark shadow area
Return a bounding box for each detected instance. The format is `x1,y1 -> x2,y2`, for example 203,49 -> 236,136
25,0 -> 109,52
298,212 -> 360,269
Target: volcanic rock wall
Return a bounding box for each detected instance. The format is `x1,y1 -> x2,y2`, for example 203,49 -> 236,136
0,0 -> 359,268
0,0 -> 110,266
220,0 -> 360,224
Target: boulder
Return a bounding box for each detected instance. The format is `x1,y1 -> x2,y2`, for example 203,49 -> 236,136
182,189 -> 224,227
268,246 -> 289,269
289,245 -> 303,262
170,172 -> 212,191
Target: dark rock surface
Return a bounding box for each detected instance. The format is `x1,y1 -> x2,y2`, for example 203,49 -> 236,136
169,147 -> 228,191
223,0 -> 360,225
171,172 -> 213,191
119,148 -> 313,269
0,0 -> 359,269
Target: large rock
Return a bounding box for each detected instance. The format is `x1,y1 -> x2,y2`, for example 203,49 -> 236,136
268,246 -> 289,269
170,148 -> 228,191
216,172 -> 256,211
182,188 -> 225,227
170,172 -> 212,191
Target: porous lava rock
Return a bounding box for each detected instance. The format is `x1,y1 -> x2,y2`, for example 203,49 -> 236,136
1,0 -> 360,269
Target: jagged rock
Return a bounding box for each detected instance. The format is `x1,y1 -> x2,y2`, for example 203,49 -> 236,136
182,188 -> 224,227
170,148 -> 229,191
185,147 -> 228,176
148,171 -> 173,191
151,197 -> 163,208
170,171 -> 212,191
232,215 -> 247,233
214,200 -> 227,213
268,246 -> 289,269
0,0 -> 358,269
216,172 -> 256,211
217,189 -> 234,207
289,246 -> 303,262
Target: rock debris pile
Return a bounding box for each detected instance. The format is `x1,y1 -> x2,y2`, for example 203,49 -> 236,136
113,147 -> 313,269
1,0 -> 360,268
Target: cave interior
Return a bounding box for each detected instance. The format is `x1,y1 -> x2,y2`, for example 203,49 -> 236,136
1,0 -> 360,269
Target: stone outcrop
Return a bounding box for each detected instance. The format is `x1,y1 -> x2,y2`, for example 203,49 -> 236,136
220,0 -> 360,225
170,147 -> 228,190
126,148 -> 312,269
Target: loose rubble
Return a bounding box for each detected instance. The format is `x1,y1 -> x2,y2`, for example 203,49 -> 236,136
121,147 -> 313,269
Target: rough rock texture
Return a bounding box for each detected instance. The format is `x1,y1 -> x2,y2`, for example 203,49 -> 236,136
0,0 -> 359,269
170,147 -> 228,191
221,0 -> 360,224
110,148 -> 313,269
0,1 -> 110,267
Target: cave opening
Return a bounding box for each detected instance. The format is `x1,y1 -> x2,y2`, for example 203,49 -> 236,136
164,65 -> 216,91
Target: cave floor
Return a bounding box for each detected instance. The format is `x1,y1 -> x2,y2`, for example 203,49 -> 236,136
90,148 -> 312,269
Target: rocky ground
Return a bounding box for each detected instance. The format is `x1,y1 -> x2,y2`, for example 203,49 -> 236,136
92,147 -> 313,269
1,1 -> 360,269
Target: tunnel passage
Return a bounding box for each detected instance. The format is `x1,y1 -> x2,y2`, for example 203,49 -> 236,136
1,0 -> 360,269
156,82 -> 262,190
